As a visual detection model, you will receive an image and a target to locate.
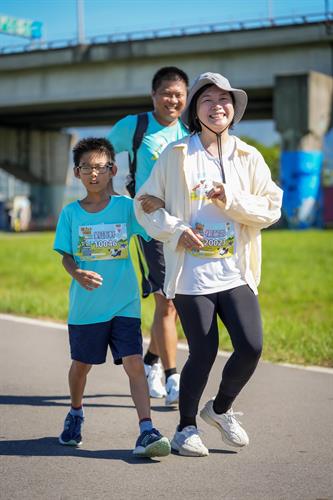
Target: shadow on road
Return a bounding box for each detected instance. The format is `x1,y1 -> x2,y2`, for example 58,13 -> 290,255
0,394 -> 179,413
208,449 -> 238,455
0,394 -> 135,409
0,437 -> 162,464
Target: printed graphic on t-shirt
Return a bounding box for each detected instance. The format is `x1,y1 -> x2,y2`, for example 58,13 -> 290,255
76,223 -> 128,261
189,221 -> 235,259
151,139 -> 169,161
191,179 -> 215,201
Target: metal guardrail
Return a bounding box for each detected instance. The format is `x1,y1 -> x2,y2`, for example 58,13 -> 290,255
0,11 -> 332,54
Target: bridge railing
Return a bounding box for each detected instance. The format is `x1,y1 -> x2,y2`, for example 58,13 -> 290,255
0,11 -> 332,54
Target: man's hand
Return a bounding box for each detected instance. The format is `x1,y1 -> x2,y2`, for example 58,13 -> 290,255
138,194 -> 165,214
178,228 -> 204,251
73,269 -> 103,291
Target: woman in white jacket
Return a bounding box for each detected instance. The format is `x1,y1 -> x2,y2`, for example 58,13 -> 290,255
135,72 -> 283,457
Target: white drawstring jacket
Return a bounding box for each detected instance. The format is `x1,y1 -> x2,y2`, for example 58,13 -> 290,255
134,135 -> 283,299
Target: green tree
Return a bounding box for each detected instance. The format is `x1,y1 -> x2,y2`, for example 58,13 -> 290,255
240,136 -> 280,183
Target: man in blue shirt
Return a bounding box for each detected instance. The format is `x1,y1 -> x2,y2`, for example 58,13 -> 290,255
108,67 -> 189,404
54,137 -> 170,458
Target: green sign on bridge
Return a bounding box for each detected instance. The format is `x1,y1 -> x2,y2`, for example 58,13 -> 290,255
0,14 -> 42,39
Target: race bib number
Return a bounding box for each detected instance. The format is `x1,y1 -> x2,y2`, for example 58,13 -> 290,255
76,223 -> 128,261
189,222 -> 235,259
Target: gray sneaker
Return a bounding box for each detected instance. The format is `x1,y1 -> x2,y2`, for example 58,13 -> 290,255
171,425 -> 209,457
200,399 -> 249,447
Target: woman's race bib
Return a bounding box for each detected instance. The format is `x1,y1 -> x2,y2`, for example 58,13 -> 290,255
189,221 -> 235,259
76,223 -> 128,261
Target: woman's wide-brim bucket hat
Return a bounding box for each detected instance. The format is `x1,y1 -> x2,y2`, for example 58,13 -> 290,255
182,72 -> 248,125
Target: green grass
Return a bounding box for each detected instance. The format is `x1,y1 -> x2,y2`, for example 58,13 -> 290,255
0,230 -> 332,367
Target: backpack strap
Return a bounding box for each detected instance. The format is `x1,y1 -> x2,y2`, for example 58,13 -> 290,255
126,112 -> 149,198
128,112 -> 153,298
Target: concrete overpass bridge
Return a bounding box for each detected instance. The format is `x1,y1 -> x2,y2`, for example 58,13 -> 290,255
0,15 -> 332,227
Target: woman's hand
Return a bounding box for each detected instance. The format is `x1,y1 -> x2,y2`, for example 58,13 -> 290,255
138,194 -> 165,214
206,183 -> 226,203
178,228 -> 204,251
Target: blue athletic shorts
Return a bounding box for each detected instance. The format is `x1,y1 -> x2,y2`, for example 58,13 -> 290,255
68,316 -> 143,365
137,236 -> 165,296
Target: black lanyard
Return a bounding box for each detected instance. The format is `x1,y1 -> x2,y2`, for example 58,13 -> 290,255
198,120 -> 229,183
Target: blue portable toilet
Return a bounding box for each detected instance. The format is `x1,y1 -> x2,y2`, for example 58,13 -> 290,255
280,151 -> 323,229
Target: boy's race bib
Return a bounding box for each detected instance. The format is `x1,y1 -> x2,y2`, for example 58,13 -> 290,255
76,223 -> 128,261
189,221 -> 235,259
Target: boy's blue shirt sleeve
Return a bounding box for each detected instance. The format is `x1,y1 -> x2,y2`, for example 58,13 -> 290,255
107,115 -> 136,157
53,206 -> 72,256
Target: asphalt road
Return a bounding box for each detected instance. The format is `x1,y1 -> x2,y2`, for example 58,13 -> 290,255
0,314 -> 332,500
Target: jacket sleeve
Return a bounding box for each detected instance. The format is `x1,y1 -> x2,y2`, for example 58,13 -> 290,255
217,151 -> 283,230
134,151 -> 190,250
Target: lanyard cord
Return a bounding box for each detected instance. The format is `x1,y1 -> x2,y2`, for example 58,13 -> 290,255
198,119 -> 229,184
216,134 -> 225,183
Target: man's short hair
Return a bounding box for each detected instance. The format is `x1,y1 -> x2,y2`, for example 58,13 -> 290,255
152,66 -> 189,91
73,137 -> 115,167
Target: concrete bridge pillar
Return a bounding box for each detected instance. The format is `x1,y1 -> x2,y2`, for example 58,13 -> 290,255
274,71 -> 333,228
0,127 -> 73,227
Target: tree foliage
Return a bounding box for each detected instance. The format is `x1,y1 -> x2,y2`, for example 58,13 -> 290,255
239,136 -> 280,183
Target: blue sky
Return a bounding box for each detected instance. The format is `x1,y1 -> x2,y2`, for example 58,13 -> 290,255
0,0 -> 330,46
0,0 -> 331,146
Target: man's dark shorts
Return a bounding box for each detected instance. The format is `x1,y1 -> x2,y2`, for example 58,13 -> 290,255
68,316 -> 142,365
137,236 -> 165,297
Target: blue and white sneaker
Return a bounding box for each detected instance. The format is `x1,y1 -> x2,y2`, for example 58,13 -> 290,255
59,412 -> 84,446
133,428 -> 171,458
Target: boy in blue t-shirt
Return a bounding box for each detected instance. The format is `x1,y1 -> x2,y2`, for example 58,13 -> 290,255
54,137 -> 170,458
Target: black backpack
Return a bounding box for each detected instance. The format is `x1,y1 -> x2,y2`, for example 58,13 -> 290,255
126,112 -> 149,198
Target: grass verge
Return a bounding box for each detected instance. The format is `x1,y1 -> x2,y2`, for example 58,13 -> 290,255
0,230 -> 332,367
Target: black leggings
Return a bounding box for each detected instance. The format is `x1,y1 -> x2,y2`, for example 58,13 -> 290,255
173,285 -> 263,419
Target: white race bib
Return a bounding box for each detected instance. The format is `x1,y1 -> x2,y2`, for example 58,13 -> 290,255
76,223 -> 128,261
189,221 -> 235,259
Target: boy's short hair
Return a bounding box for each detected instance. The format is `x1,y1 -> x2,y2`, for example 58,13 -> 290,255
73,137 -> 115,167
152,66 -> 189,91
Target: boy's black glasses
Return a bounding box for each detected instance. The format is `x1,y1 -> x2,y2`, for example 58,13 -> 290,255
78,162 -> 113,175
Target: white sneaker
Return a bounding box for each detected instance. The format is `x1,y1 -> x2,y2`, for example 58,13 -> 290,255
171,425 -> 209,457
144,363 -> 166,398
165,373 -> 180,406
200,399 -> 249,447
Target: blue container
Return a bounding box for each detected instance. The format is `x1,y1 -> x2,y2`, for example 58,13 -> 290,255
280,151 -> 323,228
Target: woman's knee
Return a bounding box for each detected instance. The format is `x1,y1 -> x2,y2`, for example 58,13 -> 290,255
238,343 -> 262,365
187,343 -> 217,371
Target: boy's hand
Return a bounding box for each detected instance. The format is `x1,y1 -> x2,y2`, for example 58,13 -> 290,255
178,228 -> 204,251
138,194 -> 165,214
73,269 -> 103,291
